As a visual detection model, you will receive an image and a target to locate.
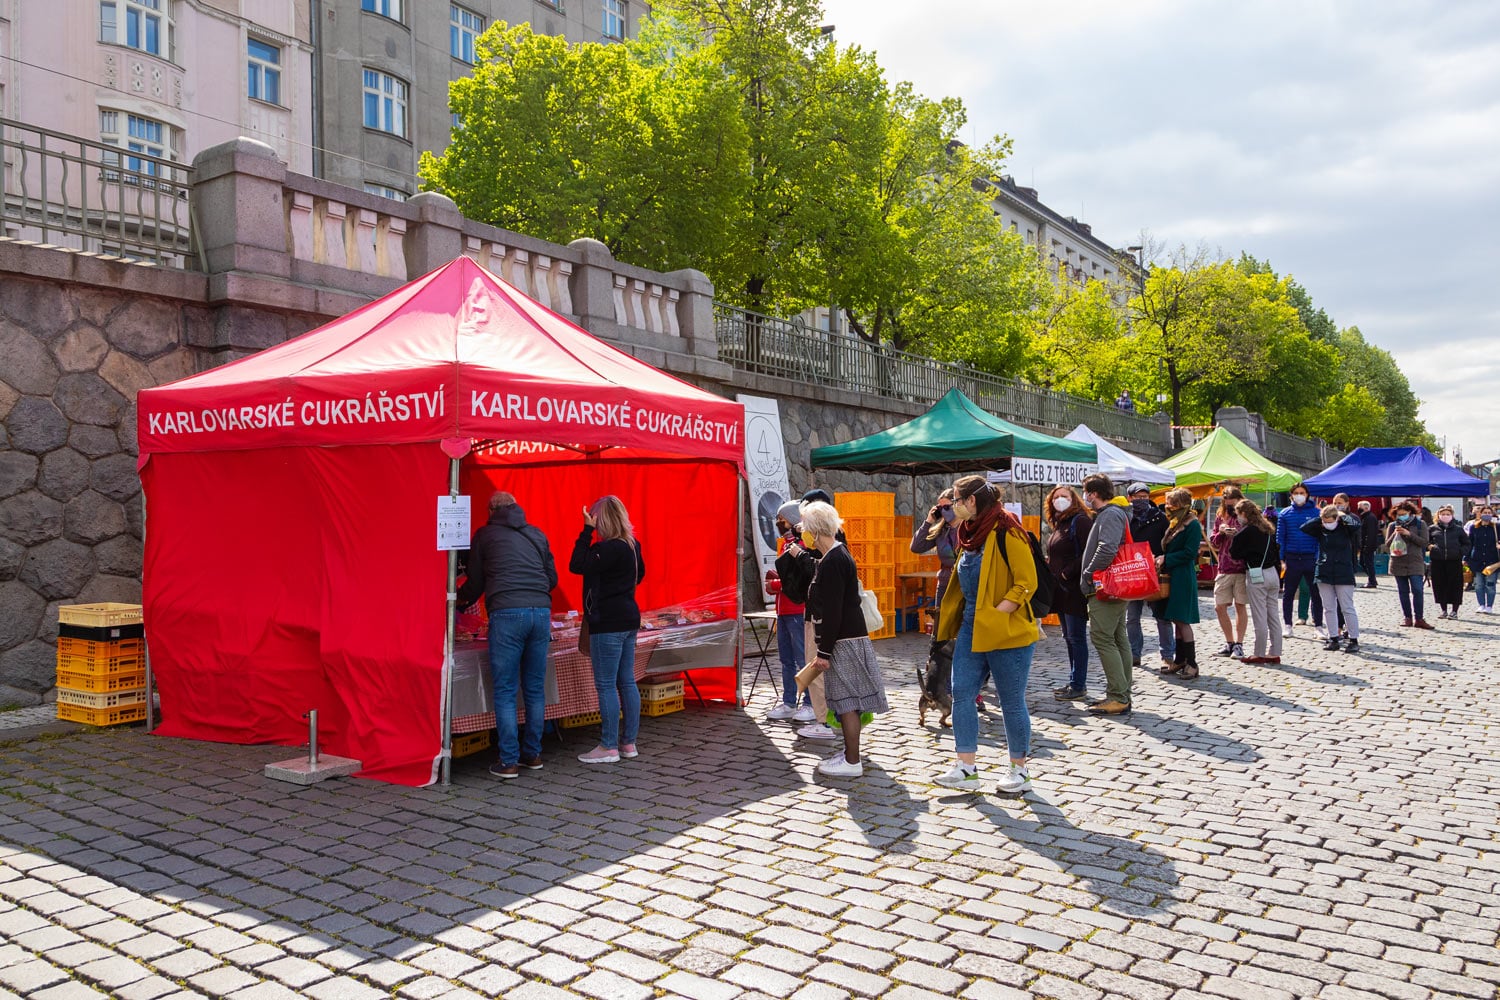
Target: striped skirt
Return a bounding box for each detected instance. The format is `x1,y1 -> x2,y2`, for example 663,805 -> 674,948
824,636 -> 889,716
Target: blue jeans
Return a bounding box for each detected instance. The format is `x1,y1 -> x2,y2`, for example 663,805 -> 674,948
1060,613 -> 1089,691
487,607 -> 550,766
776,613 -> 807,707
1127,599 -> 1176,661
1395,574 -> 1425,620
950,624 -> 1033,758
589,630 -> 640,749
1475,569 -> 1497,607
1281,553 -> 1322,625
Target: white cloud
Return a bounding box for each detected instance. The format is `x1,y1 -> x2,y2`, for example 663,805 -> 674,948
818,0 -> 1500,461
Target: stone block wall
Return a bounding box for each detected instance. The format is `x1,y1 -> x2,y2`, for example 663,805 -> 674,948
0,255 -> 322,707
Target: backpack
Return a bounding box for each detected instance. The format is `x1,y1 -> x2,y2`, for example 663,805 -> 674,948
997,528 -> 1059,619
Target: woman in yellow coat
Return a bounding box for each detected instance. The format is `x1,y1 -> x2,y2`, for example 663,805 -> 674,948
932,475 -> 1040,796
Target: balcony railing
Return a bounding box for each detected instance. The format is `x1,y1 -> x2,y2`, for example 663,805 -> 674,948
714,303 -> 1165,449
0,117 -> 197,267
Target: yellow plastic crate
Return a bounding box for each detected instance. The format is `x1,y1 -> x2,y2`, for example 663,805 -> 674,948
57,701 -> 148,726
57,636 -> 145,659
869,619 -> 896,641
452,730 -> 492,758
834,492 -> 894,518
561,710 -> 603,729
58,603 -> 143,628
861,564 -> 896,592
641,695 -> 683,717
56,687 -> 145,709
56,667 -> 147,693
640,677 -> 684,702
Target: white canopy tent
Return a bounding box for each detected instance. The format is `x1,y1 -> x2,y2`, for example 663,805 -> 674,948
1065,424 -> 1178,486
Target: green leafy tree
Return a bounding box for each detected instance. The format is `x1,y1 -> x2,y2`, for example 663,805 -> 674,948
1236,253 -> 1338,342
1024,277 -> 1131,400
1309,384 -> 1387,449
419,20 -> 749,276
1332,327 -> 1434,448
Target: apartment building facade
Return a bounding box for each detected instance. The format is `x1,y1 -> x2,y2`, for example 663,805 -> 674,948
987,174 -> 1129,288
314,0 -> 646,199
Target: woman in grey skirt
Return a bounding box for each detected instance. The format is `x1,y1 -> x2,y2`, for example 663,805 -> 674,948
798,500 -> 888,778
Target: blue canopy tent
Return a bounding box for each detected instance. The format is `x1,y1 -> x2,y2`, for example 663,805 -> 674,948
1304,447 -> 1489,497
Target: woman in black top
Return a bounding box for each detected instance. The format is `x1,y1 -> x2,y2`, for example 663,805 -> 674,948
570,495 -> 646,765
1428,504 -> 1468,619
799,500 -> 887,778
1300,504 -> 1362,653
1043,484 -> 1092,700
1228,499 -> 1283,663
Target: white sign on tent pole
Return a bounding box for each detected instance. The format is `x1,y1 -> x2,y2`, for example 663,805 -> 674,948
437,495 -> 471,551
737,394 -> 792,605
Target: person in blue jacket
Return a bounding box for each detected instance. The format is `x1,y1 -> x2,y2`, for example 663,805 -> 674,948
1276,483 -> 1324,639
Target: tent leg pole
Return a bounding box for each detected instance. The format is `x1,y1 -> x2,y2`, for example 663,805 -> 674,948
440,457 -> 459,786
141,491 -> 154,734
736,475 -> 746,708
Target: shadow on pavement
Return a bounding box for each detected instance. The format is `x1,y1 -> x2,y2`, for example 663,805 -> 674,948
1111,708 -> 1263,763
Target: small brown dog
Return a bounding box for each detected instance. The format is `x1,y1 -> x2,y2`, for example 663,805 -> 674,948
917,639 -> 954,728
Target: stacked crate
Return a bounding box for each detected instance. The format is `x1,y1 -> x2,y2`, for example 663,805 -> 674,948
55,603 -> 147,726
640,675 -> 684,717
835,492 -> 896,640
897,513 -> 942,631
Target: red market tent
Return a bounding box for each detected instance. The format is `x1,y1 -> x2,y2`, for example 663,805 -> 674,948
137,256 -> 746,786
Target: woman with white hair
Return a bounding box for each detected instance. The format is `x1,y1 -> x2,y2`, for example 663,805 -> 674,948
797,500 -> 888,778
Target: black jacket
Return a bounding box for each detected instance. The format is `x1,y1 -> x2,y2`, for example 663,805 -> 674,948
1044,511 -> 1090,617
808,543 -> 868,659
457,505 -> 558,612
570,529 -> 646,634
1428,521 -> 1469,561
1300,514 -> 1361,586
1130,501 -> 1169,556
1229,523 -> 1280,570
1359,511 -> 1382,551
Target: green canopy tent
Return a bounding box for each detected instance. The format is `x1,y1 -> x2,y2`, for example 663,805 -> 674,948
1159,426 -> 1302,493
810,388 -> 1098,477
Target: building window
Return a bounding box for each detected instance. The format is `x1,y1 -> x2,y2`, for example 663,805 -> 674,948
601,0 -> 626,39
100,0 -> 171,58
362,69 -> 408,137
100,110 -> 171,177
364,183 -> 408,201
450,5 -> 483,63
361,0 -> 403,22
247,38 -> 282,105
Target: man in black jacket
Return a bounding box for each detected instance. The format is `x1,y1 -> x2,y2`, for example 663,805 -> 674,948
458,492 -> 559,779
1357,501 -> 1381,588
1124,483 -> 1175,670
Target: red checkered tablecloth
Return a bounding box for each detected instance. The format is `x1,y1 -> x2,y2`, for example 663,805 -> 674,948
452,632 -> 662,733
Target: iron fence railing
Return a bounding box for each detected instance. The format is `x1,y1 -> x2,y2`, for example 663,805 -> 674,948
0,117 -> 197,267
715,303 -> 1165,448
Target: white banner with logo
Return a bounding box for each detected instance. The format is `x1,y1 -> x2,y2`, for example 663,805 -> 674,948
1009,458 -> 1099,485
738,395 -> 792,604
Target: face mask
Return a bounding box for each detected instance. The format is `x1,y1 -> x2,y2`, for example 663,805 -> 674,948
940,507 -> 956,524
1398,514 -> 1411,524
800,530 -> 817,548
1439,515 -> 1453,524
1131,497 -> 1151,511
1483,515 -> 1495,524
1335,504 -> 1348,511
1052,497 -> 1072,513
1291,495 -> 1307,506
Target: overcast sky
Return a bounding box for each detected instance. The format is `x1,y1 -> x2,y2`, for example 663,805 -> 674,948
818,0 -> 1499,466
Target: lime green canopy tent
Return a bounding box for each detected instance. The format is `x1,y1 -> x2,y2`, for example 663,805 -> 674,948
810,388 -> 1097,476
1160,426 -> 1302,492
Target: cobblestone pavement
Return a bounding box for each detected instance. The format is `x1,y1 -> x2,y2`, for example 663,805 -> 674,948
1,588 -> 1497,999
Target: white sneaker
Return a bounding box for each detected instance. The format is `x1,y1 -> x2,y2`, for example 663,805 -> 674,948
1231,643 -> 1244,659
796,723 -> 840,741
933,763 -> 982,791
1314,626 -> 1328,639
817,752 -> 863,777
1281,623 -> 1293,638
995,765 -> 1032,796
792,705 -> 816,723
766,703 -> 796,721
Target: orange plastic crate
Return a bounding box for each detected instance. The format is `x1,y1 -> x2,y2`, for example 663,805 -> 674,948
56,650 -> 142,673
848,539 -> 896,568
861,564 -> 896,592
842,517 -> 894,543
834,492 -> 894,518
57,636 -> 145,659
57,701 -> 148,727
55,668 -> 146,693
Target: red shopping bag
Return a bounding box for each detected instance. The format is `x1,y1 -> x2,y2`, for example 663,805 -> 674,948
1091,524 -> 1162,601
